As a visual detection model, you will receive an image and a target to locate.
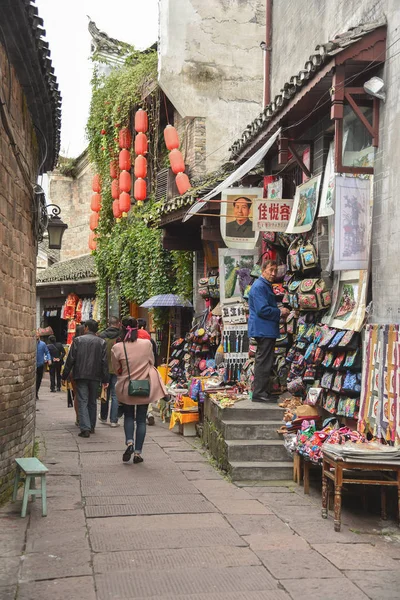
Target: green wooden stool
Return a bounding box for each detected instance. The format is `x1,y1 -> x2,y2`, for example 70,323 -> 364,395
12,458 -> 48,518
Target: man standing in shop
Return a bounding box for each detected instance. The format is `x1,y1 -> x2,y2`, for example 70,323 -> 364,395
248,259 -> 289,403
98,316 -> 122,427
62,319 -> 109,438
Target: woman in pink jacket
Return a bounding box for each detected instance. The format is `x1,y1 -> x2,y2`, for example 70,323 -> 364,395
111,317 -> 167,464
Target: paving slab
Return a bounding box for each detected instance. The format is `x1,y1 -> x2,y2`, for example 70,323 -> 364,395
257,492 -> 316,507
0,556 -> 20,586
210,498 -> 273,515
88,512 -> 233,533
95,566 -> 277,599
242,486 -> 296,495
255,548 -> 343,579
281,578 -> 369,599
313,542 -> 399,571
85,494 -> 217,517
289,519 -> 366,544
164,450 -> 208,462
0,585 -> 17,600
345,569 -> 400,599
120,594 -> 290,600
20,549 -> 92,581
192,479 -> 253,500
0,517 -> 28,557
182,466 -> 225,480
25,527 -> 90,554
17,575 -> 96,600
29,508 -> 86,532
243,532 -> 309,551
93,546 -> 261,573
226,514 -> 293,536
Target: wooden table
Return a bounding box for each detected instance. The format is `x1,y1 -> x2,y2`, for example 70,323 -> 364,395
321,450 -> 400,532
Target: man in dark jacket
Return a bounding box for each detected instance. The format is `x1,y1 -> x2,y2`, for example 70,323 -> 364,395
47,335 -> 66,392
98,316 -> 121,426
248,260 -> 289,403
62,319 -> 109,437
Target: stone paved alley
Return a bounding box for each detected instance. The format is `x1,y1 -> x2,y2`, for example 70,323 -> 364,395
1,381 -> 400,600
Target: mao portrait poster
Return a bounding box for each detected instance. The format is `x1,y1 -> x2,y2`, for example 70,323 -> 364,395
286,175 -> 322,234
220,187 -> 261,250
333,176 -> 372,271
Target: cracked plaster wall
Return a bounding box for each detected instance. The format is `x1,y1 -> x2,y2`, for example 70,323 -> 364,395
159,0 -> 265,173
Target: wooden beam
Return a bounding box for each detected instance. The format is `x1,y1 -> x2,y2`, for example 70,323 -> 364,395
288,142 -> 312,178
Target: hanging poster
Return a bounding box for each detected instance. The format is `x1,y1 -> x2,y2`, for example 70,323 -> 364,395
318,142 -> 335,217
220,187 -> 261,250
330,270 -> 368,331
253,199 -> 293,232
321,270 -> 340,325
218,248 -> 258,304
285,175 -> 322,234
333,175 -> 372,271
267,179 -> 282,199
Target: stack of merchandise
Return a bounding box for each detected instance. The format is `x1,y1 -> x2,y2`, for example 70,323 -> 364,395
184,310 -> 221,378
167,338 -> 186,384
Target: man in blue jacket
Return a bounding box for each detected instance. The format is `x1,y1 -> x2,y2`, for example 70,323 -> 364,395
36,333 -> 51,400
248,260 -> 289,402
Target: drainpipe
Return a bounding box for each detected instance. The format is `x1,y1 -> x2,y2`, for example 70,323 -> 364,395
264,0 -> 272,107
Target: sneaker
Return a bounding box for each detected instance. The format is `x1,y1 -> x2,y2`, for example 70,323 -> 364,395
147,414 -> 155,426
133,454 -> 144,464
78,431 -> 90,438
110,422 -> 120,428
98,415 -> 108,424
122,444 -> 134,462
90,428 -> 95,434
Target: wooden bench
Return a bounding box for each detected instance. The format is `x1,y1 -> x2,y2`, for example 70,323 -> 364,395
12,458 -> 48,518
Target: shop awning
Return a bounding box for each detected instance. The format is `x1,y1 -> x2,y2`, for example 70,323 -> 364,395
182,128 -> 281,223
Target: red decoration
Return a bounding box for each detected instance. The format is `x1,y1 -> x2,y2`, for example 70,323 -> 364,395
110,160 -> 118,179
112,199 -> 122,219
111,179 -> 120,200
91,193 -> 101,213
134,155 -> 147,179
88,232 -> 97,251
134,109 -> 148,133
119,127 -> 132,149
135,132 -> 148,156
175,172 -> 191,195
119,191 -> 131,216
119,149 -> 131,171
92,174 -> 101,193
101,129 -> 106,135
134,177 -> 147,202
89,212 -> 99,231
119,170 -> 131,193
164,125 -> 179,150
169,148 -> 185,175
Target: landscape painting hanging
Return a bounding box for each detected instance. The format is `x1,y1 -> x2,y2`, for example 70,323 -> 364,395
286,175 -> 321,234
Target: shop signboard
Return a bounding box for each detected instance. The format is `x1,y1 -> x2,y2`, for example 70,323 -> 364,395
253,198 -> 293,232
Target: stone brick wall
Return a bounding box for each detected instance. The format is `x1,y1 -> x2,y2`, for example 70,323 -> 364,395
48,152 -> 94,261
0,43 -> 39,501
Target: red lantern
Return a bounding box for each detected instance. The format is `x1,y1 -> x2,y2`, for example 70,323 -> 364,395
169,148 -> 185,175
135,132 -> 148,156
134,155 -> 147,179
119,127 -> 132,149
89,211 -> 99,231
91,193 -> 101,213
112,199 -> 122,219
176,172 -> 191,195
164,125 -> 179,151
119,170 -> 131,193
111,179 -> 120,200
134,109 -> 148,133
88,232 -> 97,251
92,174 -> 101,193
134,177 -> 147,202
119,191 -> 131,216
110,160 -> 118,179
119,149 -> 131,171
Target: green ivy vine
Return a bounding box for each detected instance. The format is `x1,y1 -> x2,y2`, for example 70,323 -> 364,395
86,48 -> 193,325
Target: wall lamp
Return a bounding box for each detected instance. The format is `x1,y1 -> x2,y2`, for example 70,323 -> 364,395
35,185 -> 68,250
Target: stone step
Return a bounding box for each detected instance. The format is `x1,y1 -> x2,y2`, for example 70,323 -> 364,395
226,439 -> 289,462
229,460 -> 294,482
221,401 -> 285,422
221,420 -> 283,441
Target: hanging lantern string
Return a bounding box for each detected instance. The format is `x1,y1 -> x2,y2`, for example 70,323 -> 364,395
163,92 -> 170,125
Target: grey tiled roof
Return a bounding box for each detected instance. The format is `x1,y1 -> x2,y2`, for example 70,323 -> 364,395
229,20 -> 386,159
37,255 -> 97,284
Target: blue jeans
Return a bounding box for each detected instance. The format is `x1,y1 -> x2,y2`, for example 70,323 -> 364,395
124,404 -> 149,452
76,379 -> 99,432
100,374 -> 118,423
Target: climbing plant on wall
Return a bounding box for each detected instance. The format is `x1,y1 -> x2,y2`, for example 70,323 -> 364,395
86,49 -> 193,324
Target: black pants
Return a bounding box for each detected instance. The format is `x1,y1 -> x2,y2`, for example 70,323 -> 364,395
36,365 -> 44,397
49,362 -> 62,391
253,337 -> 276,401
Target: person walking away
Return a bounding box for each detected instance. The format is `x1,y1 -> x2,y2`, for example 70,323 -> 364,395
98,316 -> 122,427
36,333 -> 51,400
137,318 -> 158,426
248,260 -> 289,403
112,317 -> 167,464
47,335 -> 66,392
63,324 -> 85,426
62,319 -> 109,438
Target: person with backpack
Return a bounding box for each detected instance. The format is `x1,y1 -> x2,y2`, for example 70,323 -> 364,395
98,316 -> 122,427
47,335 -> 66,392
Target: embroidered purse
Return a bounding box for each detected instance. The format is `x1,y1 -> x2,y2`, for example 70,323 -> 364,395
324,392 -> 339,414
344,349 -> 361,370
332,352 -> 346,370
338,330 -> 359,351
303,366 -> 316,382
321,371 -> 334,389
297,278 -> 332,311
299,240 -> 319,271
328,330 -> 346,349
322,351 -> 334,368
305,387 -> 323,406
332,372 -> 345,393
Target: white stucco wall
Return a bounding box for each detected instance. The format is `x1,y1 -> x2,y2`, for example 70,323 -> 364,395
158,0 -> 265,172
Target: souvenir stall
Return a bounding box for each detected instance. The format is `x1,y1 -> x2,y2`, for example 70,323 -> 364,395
61,293 -> 99,344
